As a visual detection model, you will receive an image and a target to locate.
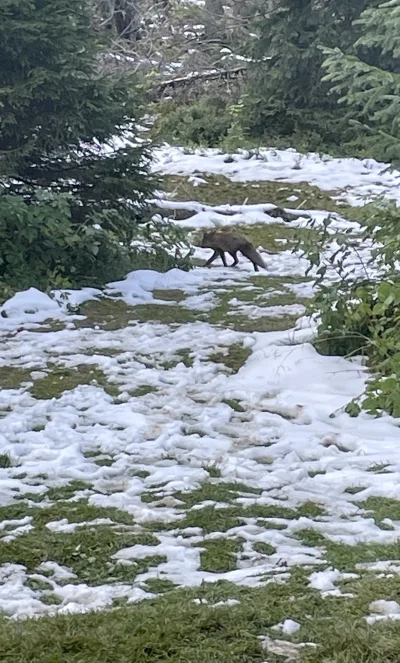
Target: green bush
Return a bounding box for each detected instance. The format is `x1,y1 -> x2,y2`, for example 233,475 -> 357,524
151,95 -> 233,147
300,203 -> 400,417
0,191 -> 192,301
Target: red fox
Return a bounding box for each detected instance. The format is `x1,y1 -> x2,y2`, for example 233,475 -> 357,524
200,231 -> 266,272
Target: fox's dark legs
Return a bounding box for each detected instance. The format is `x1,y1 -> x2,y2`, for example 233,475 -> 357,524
253,262 -> 259,272
205,250 -> 218,267
205,249 -> 228,267
219,250 -> 228,267
229,251 -> 239,267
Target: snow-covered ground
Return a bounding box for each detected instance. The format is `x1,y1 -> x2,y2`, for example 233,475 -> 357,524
153,145 -> 400,206
0,146 -> 399,621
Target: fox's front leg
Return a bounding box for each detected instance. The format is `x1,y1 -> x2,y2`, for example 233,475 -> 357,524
204,250 -> 219,267
229,251 -> 239,267
218,249 -> 228,267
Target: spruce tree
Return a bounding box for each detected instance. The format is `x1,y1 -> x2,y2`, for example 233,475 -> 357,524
322,0 -> 400,160
0,0 -> 152,245
243,0 -> 381,152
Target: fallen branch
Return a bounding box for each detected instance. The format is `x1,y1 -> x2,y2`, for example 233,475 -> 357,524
148,65 -> 247,98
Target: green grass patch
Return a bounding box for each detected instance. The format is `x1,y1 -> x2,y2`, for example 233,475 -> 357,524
345,486 -> 366,495
296,528 -> 327,548
144,578 -> 177,594
161,348 -> 194,370
153,289 -> 186,302
0,454 -> 12,469
131,470 -> 151,479
203,290 -> 299,333
0,500 -> 135,529
200,538 -> 243,573
25,578 -> 53,592
0,501 -> 163,585
94,457 -> 115,467
75,298 -> 197,330
208,343 -> 251,373
161,174 -> 342,212
355,496 -> 400,530
308,469 -> 327,478
30,366 -> 119,400
132,305 -> 197,325
75,298 -> 137,331
130,385 -> 158,397
40,592 -> 63,606
81,347 -> 122,358
145,500 -> 324,535
253,542 -> 276,556
46,481 -> 93,502
222,399 -> 246,412
367,463 -> 390,474
203,464 -> 222,478
174,482 -> 262,509
0,366 -> 33,390
5,566 -> 400,663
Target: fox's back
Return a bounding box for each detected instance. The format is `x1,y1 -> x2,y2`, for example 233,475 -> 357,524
208,232 -> 250,251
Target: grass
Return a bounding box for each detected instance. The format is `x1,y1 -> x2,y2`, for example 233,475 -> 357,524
222,398 -> 246,412
253,542 -> 276,556
0,499 -> 163,586
75,298 -> 137,331
153,289 -> 186,302
0,366 -> 33,390
161,348 -> 194,369
144,500 -> 325,535
161,174 -> 343,212
46,481 -> 93,502
29,365 -> 120,400
130,385 -> 158,397
0,500 -> 134,528
208,343 -> 251,373
4,567 -> 400,662
295,524 -> 400,572
355,496 -> 400,529
367,463 -> 390,474
200,538 -> 243,572
144,578 -> 177,594
174,482 -> 262,508
345,486 -> 366,495
228,223 -> 314,255
132,305 -> 197,325
0,454 -> 12,469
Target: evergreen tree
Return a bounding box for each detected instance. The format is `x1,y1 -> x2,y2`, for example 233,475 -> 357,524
321,0 -> 400,161
0,0 -> 173,291
243,0 -> 381,152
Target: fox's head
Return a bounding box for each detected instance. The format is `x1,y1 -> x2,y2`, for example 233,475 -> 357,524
200,231 -> 215,248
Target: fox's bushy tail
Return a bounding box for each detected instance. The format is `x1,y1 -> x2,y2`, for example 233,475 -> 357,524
242,245 -> 266,269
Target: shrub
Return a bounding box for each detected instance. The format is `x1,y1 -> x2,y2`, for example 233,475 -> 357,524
0,191 -> 192,302
300,202 -> 400,417
151,95 -> 233,147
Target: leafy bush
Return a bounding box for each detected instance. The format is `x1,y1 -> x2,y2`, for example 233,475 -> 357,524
0,191 -> 192,302
151,95 -> 233,147
300,202 -> 400,417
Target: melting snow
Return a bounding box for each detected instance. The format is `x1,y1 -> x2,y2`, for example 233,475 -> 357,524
0,144 -> 399,620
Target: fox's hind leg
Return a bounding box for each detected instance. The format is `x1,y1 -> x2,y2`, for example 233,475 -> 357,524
229,251 -> 239,267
